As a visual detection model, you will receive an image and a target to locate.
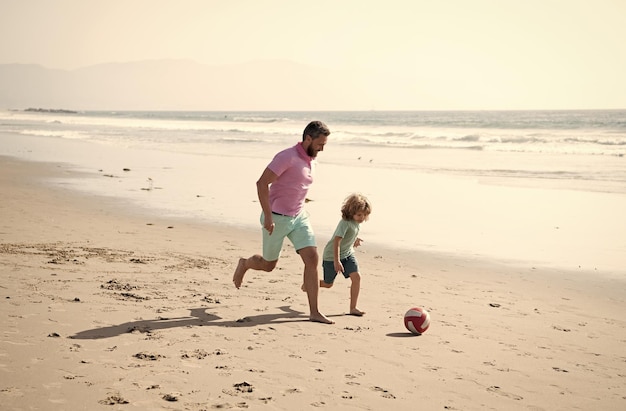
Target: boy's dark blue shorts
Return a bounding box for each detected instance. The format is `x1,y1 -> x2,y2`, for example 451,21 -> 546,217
322,254 -> 359,284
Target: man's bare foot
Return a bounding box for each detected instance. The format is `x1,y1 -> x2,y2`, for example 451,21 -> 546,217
349,308 -> 365,316
233,258 -> 247,289
310,313 -> 334,324
301,283 -> 306,292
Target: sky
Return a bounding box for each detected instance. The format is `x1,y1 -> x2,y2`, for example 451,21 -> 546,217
1,0 -> 625,110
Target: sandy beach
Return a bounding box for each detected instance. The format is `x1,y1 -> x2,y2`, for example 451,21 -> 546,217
1,155 -> 625,410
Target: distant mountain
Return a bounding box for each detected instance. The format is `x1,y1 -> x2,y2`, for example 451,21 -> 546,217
0,59 -> 383,111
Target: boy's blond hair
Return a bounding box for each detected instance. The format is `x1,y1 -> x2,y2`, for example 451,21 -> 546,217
341,193 -> 372,221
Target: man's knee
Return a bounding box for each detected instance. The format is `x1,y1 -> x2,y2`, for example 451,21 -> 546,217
264,259 -> 278,272
254,255 -> 278,272
298,246 -> 319,267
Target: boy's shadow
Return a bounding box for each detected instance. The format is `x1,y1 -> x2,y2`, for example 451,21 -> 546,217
70,305 -> 307,340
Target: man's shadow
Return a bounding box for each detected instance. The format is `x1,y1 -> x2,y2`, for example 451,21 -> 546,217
69,305 -> 308,340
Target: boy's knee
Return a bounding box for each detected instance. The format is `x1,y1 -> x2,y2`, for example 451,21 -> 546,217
320,281 -> 333,288
349,272 -> 361,282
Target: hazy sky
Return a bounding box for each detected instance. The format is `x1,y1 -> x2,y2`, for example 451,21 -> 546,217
2,0 -> 625,110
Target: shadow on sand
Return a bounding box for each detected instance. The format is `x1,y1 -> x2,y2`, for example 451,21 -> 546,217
70,305 -> 309,339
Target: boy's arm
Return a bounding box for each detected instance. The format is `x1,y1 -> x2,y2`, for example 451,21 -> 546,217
333,236 -> 344,273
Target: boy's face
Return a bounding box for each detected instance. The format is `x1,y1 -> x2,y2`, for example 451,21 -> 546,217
353,211 -> 368,223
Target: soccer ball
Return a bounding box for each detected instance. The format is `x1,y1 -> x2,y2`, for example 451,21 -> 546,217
404,307 -> 430,335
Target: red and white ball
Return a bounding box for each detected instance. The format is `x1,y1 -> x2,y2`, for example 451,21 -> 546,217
404,307 -> 430,335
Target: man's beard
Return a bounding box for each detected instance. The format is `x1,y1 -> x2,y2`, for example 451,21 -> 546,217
306,145 -> 317,158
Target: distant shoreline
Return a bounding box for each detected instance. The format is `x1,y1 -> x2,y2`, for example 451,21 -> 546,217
9,108 -> 626,114
23,107 -> 78,114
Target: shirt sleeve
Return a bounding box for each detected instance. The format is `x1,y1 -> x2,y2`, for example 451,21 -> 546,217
267,147 -> 293,177
333,219 -> 349,239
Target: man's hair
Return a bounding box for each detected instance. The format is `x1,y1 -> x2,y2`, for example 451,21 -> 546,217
302,121 -> 330,141
341,193 -> 372,221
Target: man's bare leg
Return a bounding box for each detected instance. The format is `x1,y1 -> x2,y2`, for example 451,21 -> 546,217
299,247 -> 334,324
233,255 -> 277,289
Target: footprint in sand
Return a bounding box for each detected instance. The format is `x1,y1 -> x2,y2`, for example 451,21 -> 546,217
99,394 -> 129,405
133,352 -> 164,361
372,386 -> 396,399
211,403 -> 232,409
233,381 -> 254,393
486,385 -> 523,400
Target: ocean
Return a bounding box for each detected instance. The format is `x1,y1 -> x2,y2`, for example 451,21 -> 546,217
1,109 -> 625,275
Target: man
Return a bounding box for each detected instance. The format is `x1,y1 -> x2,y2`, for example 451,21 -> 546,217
233,120 -> 333,324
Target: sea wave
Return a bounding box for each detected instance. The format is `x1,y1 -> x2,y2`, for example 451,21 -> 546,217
229,116 -> 289,123
564,137 -> 626,146
2,109 -> 625,157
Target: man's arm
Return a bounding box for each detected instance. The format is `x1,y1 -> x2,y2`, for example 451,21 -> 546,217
256,167 -> 278,234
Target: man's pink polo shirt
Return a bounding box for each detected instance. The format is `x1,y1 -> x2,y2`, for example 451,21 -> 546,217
267,142 -> 315,217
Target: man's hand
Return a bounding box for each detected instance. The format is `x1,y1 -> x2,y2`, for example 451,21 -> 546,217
264,216 -> 275,235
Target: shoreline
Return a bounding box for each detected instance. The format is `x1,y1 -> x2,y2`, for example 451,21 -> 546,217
4,153 -> 617,281
1,155 -> 625,410
2,123 -> 625,276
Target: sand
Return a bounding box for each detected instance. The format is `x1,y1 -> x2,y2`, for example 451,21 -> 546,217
1,155 -> 625,410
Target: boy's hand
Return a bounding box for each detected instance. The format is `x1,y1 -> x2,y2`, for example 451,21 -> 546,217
354,237 -> 363,248
334,261 -> 344,274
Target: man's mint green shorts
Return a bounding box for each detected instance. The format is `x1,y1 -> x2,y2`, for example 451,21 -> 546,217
261,211 -> 316,261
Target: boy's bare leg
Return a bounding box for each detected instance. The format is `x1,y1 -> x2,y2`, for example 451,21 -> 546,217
299,247 -> 334,324
349,272 -> 365,316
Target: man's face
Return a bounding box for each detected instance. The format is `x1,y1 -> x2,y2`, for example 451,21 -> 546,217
305,135 -> 328,158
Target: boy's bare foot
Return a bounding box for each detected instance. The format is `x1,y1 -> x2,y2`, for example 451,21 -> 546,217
319,280 -> 332,288
301,283 -> 306,292
233,258 -> 247,289
348,308 -> 365,316
310,313 -> 334,324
